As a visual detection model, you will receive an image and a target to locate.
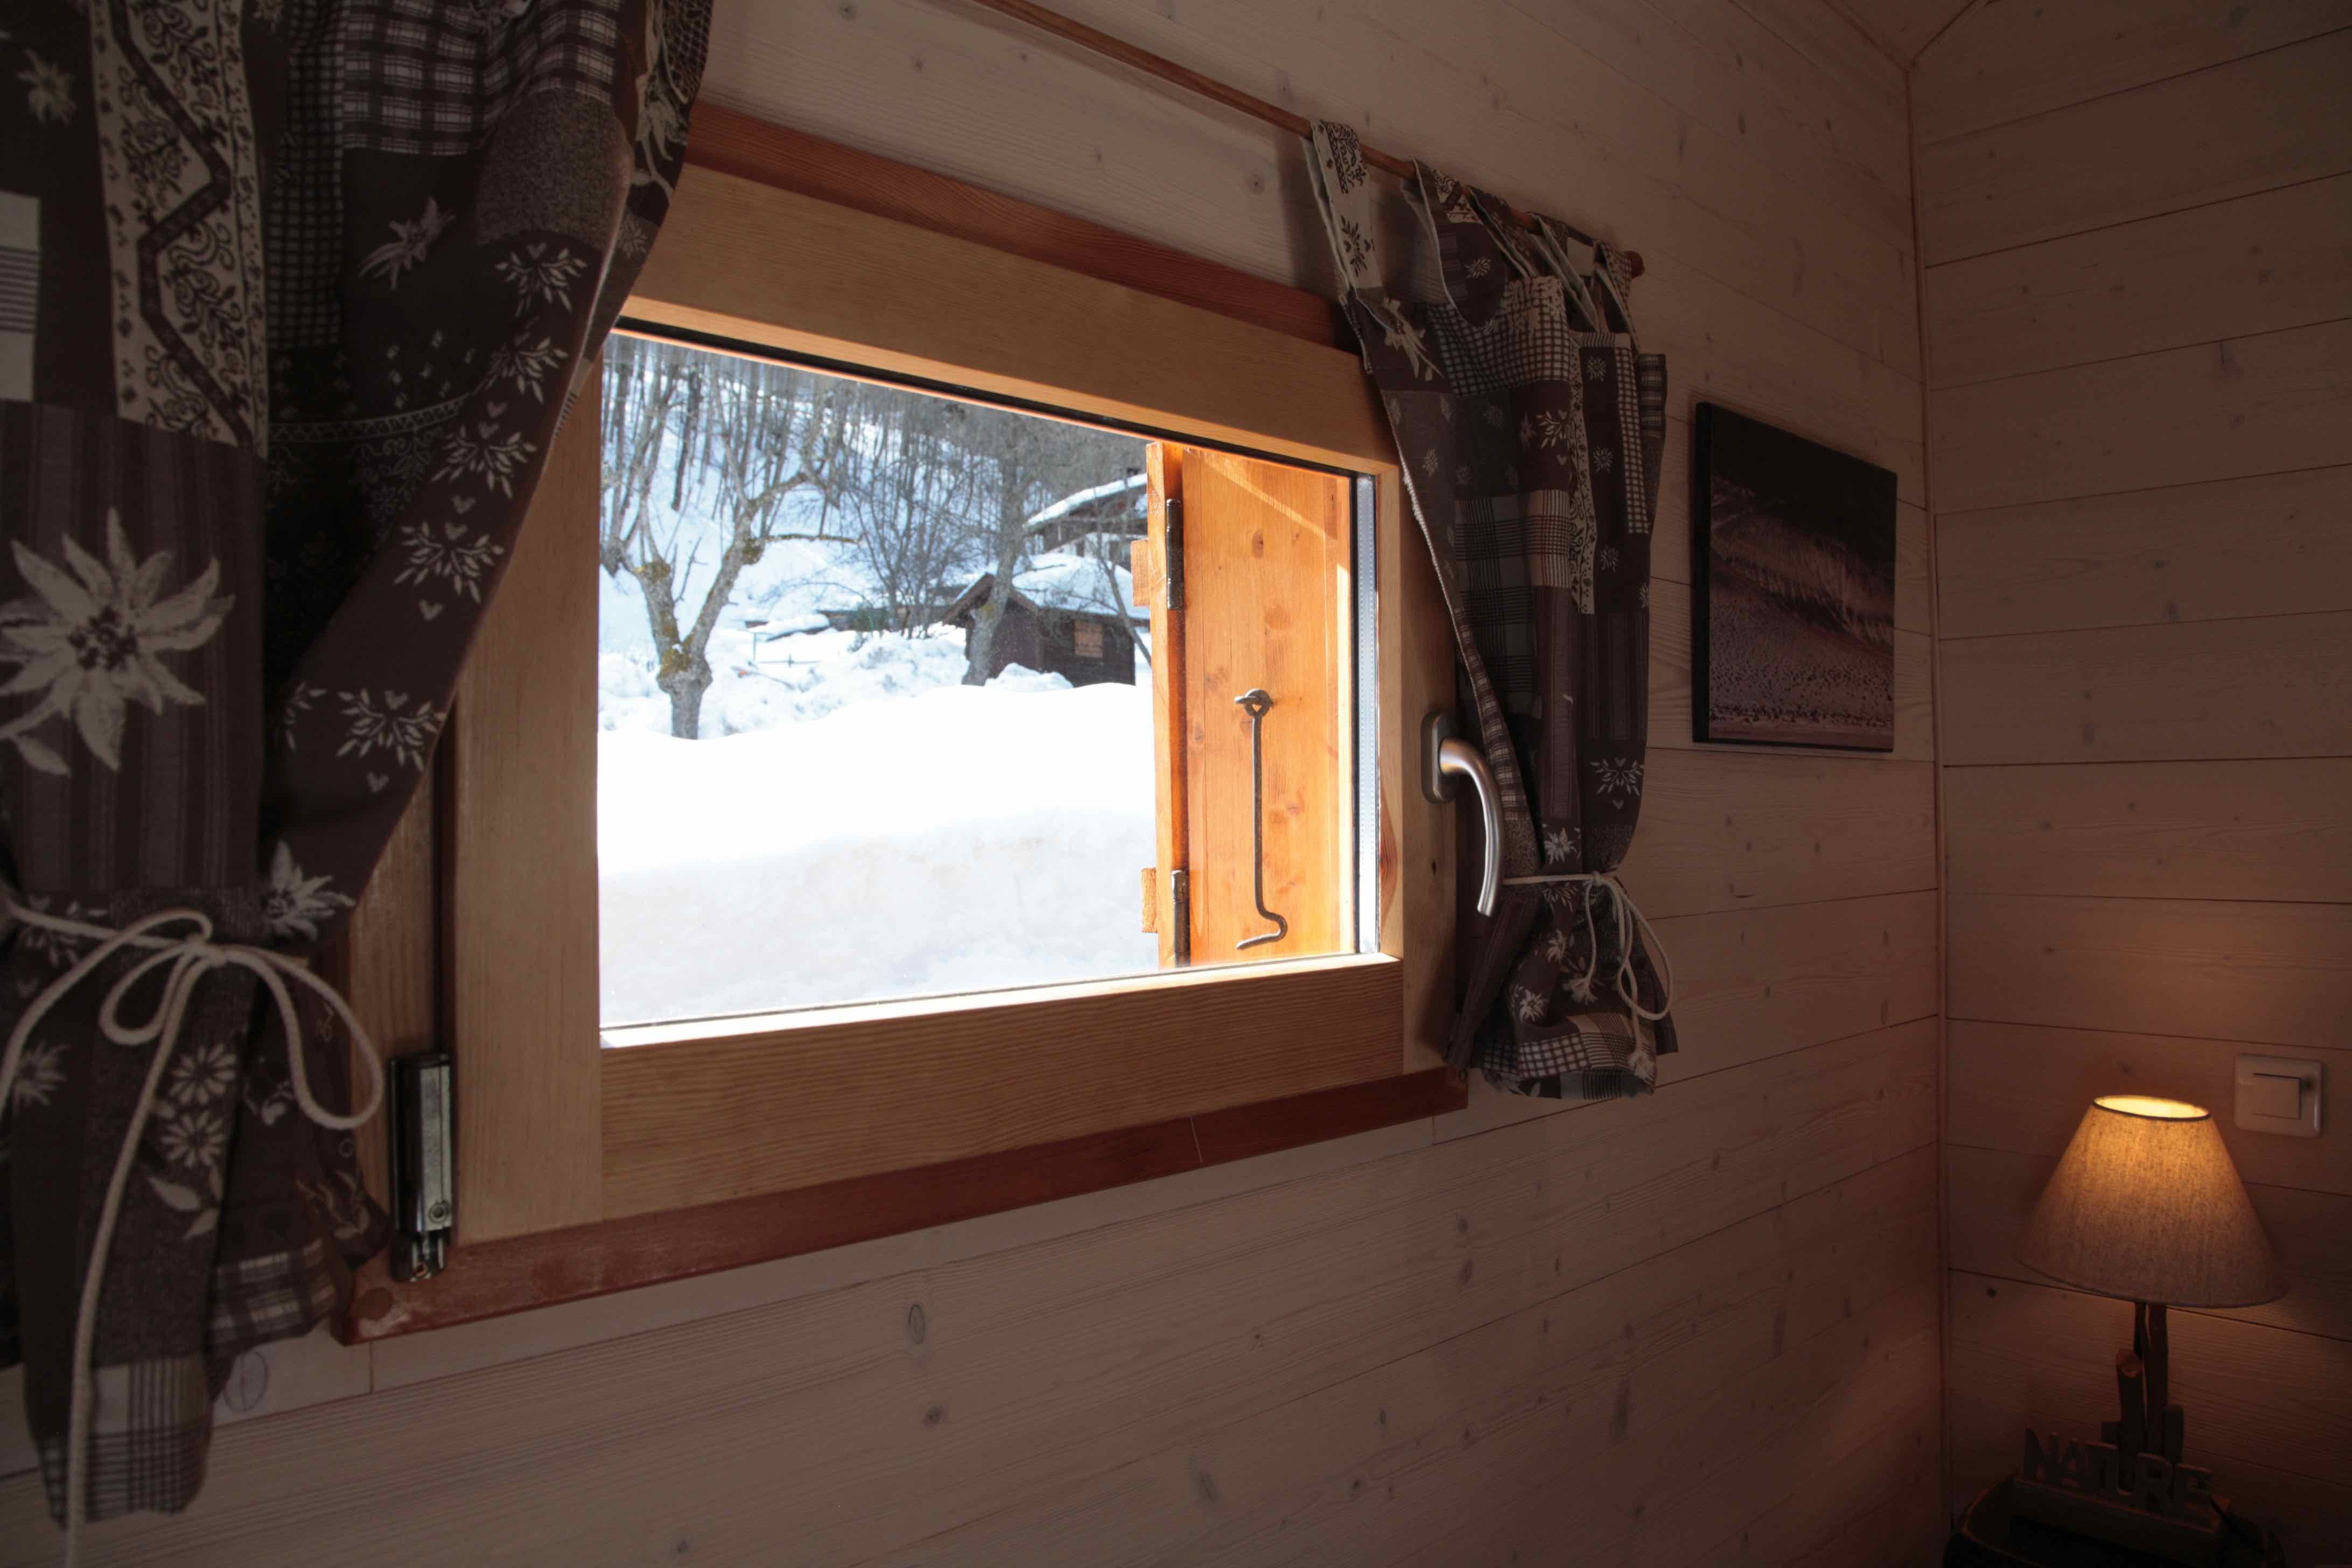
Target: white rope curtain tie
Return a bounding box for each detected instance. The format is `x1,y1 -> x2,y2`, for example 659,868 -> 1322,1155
1497,869 -> 1676,1024
0,900 -> 384,1562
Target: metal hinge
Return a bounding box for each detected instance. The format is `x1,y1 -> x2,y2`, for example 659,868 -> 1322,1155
1163,495 -> 1185,613
389,1052 -> 454,1282
1170,866 -> 1192,968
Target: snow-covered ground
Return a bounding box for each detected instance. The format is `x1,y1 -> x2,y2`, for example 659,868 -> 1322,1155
599,648 -> 1157,1024
599,564 -> 1157,1026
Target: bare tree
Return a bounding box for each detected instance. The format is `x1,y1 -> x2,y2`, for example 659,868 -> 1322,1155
958,412 -> 1132,685
599,337 -> 854,737
835,389 -> 983,635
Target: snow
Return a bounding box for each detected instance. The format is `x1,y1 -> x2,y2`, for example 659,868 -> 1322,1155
1022,471 -> 1144,532
947,548 -> 1149,625
599,654 -> 1157,1025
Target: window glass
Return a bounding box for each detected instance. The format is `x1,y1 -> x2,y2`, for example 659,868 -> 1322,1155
597,333 -> 1363,1030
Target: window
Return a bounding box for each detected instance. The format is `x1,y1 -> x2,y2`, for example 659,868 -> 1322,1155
343,149 -> 1462,1329
592,337 -> 1366,1027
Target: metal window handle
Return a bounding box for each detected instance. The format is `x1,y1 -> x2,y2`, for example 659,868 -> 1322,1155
1422,711 -> 1501,918
1234,688 -> 1289,950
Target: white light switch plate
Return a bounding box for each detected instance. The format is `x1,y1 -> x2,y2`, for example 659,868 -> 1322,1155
2235,1054 -> 2322,1138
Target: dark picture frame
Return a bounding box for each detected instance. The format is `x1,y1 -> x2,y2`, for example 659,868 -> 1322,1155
1690,403 -> 1900,752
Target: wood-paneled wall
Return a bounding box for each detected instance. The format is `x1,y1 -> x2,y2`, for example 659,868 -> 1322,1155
0,2 -> 1941,1561
1916,6 -> 2352,1560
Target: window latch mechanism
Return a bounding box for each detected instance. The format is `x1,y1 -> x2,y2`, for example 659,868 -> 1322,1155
389,1051 -> 455,1282
1163,495 -> 1185,613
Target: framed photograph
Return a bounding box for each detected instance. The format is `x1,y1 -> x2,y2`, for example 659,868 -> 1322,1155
1691,403 -> 1900,751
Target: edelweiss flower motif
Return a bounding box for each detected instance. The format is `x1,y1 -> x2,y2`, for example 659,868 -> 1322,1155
1543,825 -> 1578,865
493,243 -> 588,313
1585,354 -> 1609,381
1599,544 -> 1621,572
359,198 -> 456,288
1542,927 -> 1571,965
436,419 -> 535,495
263,841 -> 354,943
1591,757 -> 1644,805
0,509 -> 234,773
1566,974 -> 1600,1005
486,334 -> 565,401
1337,216 -> 1373,277
393,519 -> 504,601
1532,410 -> 1577,451
337,689 -> 444,771
10,1041 -> 66,1109
1368,297 -> 1438,382
1592,446 -> 1615,473
167,1038 -> 237,1107
278,679 -> 322,751
19,53 -> 73,124
1510,984 -> 1545,1024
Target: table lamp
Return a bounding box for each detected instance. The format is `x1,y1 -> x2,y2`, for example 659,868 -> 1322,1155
2011,1094 -> 2284,1563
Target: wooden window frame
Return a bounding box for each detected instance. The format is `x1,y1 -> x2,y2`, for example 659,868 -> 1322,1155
340,112 -> 1463,1341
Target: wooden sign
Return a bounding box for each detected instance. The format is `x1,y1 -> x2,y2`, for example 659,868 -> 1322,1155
2017,1429 -> 2225,1566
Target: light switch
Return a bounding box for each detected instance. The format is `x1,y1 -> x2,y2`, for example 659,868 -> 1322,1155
2235,1054 -> 2322,1138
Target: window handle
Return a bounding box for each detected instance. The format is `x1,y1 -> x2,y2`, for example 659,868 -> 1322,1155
1422,711 -> 1501,918
1234,689 -> 1290,950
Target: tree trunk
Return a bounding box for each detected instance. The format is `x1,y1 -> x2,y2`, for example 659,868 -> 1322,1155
963,479 -> 1031,685
662,663 -> 711,739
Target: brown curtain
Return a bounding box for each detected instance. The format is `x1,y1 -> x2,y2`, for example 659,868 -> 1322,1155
1307,122 -> 1676,1102
0,0 -> 710,1528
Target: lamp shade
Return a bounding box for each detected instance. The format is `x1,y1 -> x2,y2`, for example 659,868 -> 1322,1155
2018,1095 -> 2283,1307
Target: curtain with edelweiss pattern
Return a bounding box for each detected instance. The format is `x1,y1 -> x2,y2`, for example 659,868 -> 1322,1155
0,0 -> 709,1531
1307,121 -> 1677,1102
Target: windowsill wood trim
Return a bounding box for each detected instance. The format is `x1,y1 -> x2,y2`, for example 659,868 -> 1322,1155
600,954 -> 1405,1221
344,1067 -> 1462,1342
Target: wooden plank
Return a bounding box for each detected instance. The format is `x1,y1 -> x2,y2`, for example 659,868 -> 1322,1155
1522,0 -> 1915,238
1915,0 -> 2352,145
1177,450 -> 1349,963
601,954 -> 1402,1217
1947,1388 -> 2352,1567
1942,1019 -> 2352,1196
348,1069 -> 1462,1342
634,166 -> 1394,474
1823,0 -> 1972,65
1655,579 -> 1935,761
1917,32 -> 2352,264
1936,466 -> 2352,638
1924,175 -> 2352,387
1945,759 -> 2352,903
446,383 -> 603,1241
1656,894 -> 1941,1081
1947,1270 -> 2352,1487
1945,1143 -> 2352,1341
1726,0 -> 1909,110
707,0 -> 1925,377
1620,751 -> 1936,916
15,1024 -> 1935,1566
1939,611 -> 2352,765
866,1148 -> 1937,1566
1929,318 -> 2352,514
684,103 -> 1343,348
1948,892 -> 2352,1054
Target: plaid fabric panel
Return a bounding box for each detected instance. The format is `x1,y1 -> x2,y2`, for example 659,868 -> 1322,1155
207,1238 -> 338,1352
36,1357 -> 212,1521
342,0 -> 623,156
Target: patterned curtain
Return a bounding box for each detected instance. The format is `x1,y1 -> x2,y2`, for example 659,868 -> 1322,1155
1306,122 -> 1677,1102
0,0 -> 709,1530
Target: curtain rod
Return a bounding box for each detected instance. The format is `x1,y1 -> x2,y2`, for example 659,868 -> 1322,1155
956,0 -> 1643,279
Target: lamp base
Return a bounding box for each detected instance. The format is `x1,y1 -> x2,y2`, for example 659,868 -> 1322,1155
2013,1472 -> 2224,1567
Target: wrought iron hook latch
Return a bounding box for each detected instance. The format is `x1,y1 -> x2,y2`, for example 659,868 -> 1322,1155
1234,688 -> 1289,950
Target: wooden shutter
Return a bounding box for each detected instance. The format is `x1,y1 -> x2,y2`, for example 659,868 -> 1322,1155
1140,443 -> 1352,969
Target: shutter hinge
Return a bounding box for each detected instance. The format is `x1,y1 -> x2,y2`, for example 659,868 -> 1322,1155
1170,866 -> 1192,968
389,1052 -> 455,1282
1163,495 -> 1185,613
